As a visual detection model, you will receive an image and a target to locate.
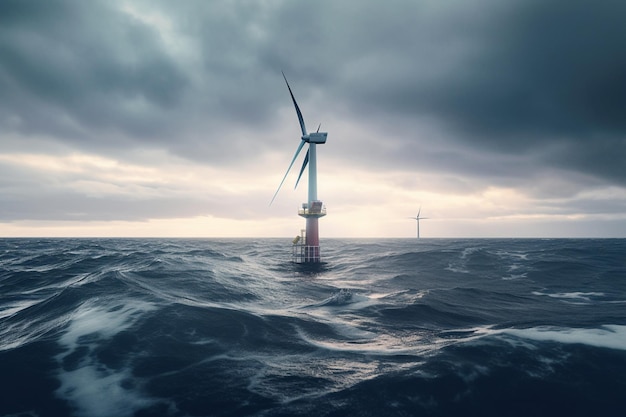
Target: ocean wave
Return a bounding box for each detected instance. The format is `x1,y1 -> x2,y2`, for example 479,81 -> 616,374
55,299 -> 159,417
1,238 -> 625,417
501,325 -> 626,351
532,291 -> 606,303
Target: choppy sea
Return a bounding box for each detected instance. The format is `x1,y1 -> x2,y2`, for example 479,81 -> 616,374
1,238 -> 625,417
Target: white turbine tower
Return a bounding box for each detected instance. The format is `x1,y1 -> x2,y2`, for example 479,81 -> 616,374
271,72 -> 327,263
409,207 -> 428,239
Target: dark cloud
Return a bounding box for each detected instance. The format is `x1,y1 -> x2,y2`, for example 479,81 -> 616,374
316,0 -> 626,184
0,0 -> 297,165
0,0 -> 189,147
1,0 -> 625,227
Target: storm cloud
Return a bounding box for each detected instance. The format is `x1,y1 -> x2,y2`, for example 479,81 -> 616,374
1,0 -> 625,236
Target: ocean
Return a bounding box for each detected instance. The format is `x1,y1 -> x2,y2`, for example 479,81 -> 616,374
1,238 -> 625,417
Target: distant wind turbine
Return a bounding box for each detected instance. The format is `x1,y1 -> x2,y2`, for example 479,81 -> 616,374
271,72 -> 328,263
409,207 -> 428,238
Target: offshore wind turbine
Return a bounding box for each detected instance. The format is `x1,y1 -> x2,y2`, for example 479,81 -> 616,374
409,207 -> 428,239
271,72 -> 327,263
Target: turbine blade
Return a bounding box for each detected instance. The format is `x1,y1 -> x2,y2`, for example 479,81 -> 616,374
282,71 -> 307,136
316,123 -> 321,133
294,149 -> 309,189
417,206 -> 421,217
270,140 -> 306,205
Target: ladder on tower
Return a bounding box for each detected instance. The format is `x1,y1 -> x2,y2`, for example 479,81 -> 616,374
292,229 -> 321,263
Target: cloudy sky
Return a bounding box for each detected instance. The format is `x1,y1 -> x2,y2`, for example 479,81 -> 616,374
1,0 -> 625,238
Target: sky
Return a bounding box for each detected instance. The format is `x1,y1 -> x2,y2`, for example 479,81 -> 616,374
1,0 -> 625,238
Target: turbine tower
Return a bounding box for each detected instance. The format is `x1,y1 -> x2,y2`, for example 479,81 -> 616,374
271,72 -> 327,263
409,207 -> 428,239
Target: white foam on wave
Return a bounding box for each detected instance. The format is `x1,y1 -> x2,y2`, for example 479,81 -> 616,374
460,247 -> 481,259
56,299 -> 158,417
59,299 -> 155,351
57,365 -> 155,417
443,246 -> 482,274
0,304 -> 72,352
0,299 -> 40,320
445,263 -> 469,274
320,289 -> 357,306
308,289 -> 374,310
502,273 -> 527,280
532,291 -> 605,302
495,250 -> 529,261
502,325 -> 626,351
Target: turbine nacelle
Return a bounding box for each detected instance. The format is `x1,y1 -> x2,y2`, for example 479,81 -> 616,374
302,132 -> 327,144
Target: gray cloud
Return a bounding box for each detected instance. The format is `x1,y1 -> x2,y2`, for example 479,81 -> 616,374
0,0 -> 189,145
1,0 -> 625,227
317,0 -> 626,184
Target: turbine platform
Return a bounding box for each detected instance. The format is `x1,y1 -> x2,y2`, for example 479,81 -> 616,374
292,229 -> 321,263
298,200 -> 327,218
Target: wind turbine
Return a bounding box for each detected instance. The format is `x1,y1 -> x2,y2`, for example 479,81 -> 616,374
409,207 -> 428,239
271,72 -> 327,262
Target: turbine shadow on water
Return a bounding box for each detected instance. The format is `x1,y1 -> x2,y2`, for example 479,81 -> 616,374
291,261 -> 332,276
